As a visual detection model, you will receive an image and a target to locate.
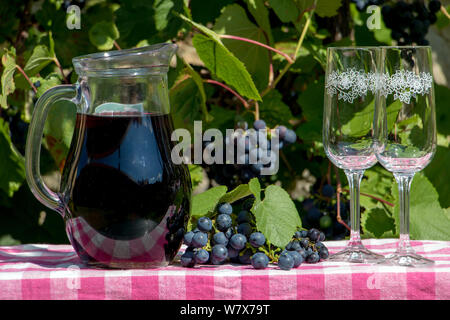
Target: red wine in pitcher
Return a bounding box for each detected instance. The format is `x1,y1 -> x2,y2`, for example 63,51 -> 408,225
60,112 -> 191,268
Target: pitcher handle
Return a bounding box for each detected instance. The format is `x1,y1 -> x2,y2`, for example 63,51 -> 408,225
25,84 -> 78,213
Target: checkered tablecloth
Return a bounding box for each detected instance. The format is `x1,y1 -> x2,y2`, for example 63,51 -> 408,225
1,239 -> 449,300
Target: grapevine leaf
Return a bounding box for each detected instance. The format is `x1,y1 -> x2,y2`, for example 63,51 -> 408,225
169,77 -> 204,133
424,146 -> 450,208
0,48 -> 17,109
192,33 -> 261,101
0,119 -> 25,197
392,173 -> 450,240
43,99 -> 77,168
296,77 -> 324,143
179,12 -> 262,102
315,0 -> 343,18
219,184 -> 252,204
23,45 -> 54,76
363,206 -> 396,238
214,4 -> 270,90
248,177 -> 261,211
244,0 -> 273,44
191,186 -> 228,218
268,0 -> 299,23
205,105 -> 236,131
88,21 -> 120,51
188,164 -> 204,190
258,90 -> 293,127
154,0 -> 175,31
183,61 -> 211,121
253,185 -> 301,248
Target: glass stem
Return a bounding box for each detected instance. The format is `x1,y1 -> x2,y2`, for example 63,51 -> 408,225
393,173 -> 415,254
344,169 -> 364,247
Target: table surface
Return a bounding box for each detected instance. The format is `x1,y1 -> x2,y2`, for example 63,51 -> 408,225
1,239 -> 449,300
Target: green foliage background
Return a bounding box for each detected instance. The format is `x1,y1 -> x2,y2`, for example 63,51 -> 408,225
0,0 -> 449,245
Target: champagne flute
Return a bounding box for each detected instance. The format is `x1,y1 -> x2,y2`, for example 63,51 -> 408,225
323,47 -> 384,263
374,46 -> 436,267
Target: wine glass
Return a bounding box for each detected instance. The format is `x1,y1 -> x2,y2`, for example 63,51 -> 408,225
373,46 -> 436,267
323,47 -> 384,263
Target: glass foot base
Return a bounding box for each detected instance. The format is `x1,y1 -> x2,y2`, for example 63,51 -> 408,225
329,245 -> 384,263
378,252 -> 434,267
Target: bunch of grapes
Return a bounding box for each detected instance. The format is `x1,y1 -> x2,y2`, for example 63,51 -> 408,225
180,198 -> 329,270
353,0 -> 442,46
381,0 -> 441,46
203,120 -> 297,189
301,183 -> 350,241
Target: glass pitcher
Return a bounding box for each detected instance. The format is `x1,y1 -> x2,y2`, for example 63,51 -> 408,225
25,43 -> 192,269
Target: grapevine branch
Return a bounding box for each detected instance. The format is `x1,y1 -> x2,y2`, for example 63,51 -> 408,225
342,189 -> 395,207
52,57 -> 69,84
218,34 -> 294,64
441,5 -> 450,20
260,1 -> 317,98
203,79 -> 250,109
15,65 -> 37,93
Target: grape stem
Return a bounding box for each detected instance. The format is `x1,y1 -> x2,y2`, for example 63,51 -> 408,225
113,40 -> 122,50
260,1 -> 317,98
204,79 -> 250,109
219,34 -> 294,64
342,188 -> 395,207
441,5 -> 450,20
52,56 -> 69,84
15,64 -> 37,93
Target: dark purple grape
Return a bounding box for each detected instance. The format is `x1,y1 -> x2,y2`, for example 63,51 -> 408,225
237,223 -> 252,237
287,250 -> 303,268
194,249 -> 210,264
278,252 -> 294,270
197,217 -> 212,232
191,231 -> 208,248
237,210 -> 252,224
213,232 -> 228,246
217,202 -> 233,215
249,232 -> 266,248
216,213 -> 232,231
229,233 -> 247,250
180,251 -> 196,267
251,252 -> 269,269
253,119 -> 266,130
211,244 -> 228,262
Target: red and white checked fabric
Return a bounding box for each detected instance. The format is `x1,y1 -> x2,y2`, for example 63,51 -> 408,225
0,239 -> 449,300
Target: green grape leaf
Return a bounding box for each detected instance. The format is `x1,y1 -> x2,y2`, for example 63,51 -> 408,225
0,48 -> 17,109
192,33 -> 261,101
154,0 -> 175,31
189,164 -> 204,190
43,99 -> 77,168
362,206 -> 396,238
219,184 -> 252,204
0,119 -> 25,197
191,185 -> 228,218
169,77 -> 205,133
88,21 -> 120,51
315,0 -> 343,18
183,61 -> 211,121
244,0 -> 273,44
392,173 -> 450,240
205,105 -> 235,131
360,165 -> 396,212
31,72 -> 61,98
23,45 -> 54,76
253,185 -> 301,248
296,77 -> 324,143
268,0 -> 299,23
258,89 -> 293,127
214,4 -> 270,90
424,146 -> 450,208
248,177 -> 261,210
